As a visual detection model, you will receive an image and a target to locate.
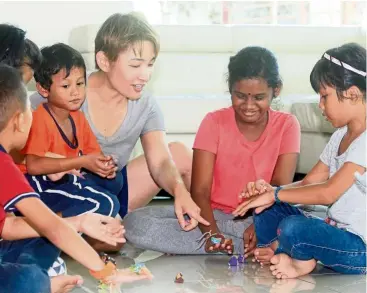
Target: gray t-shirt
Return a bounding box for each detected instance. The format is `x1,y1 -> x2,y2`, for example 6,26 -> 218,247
320,127 -> 366,242
29,91 -> 165,170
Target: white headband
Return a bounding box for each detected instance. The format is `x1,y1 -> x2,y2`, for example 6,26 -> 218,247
323,53 -> 366,77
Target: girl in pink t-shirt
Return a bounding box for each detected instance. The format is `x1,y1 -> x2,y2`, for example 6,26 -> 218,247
191,46 -> 300,256
123,46 -> 300,255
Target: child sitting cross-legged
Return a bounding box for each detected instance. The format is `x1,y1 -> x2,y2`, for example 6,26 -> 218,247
235,43 -> 366,278
0,64 -> 150,293
18,44 -> 126,231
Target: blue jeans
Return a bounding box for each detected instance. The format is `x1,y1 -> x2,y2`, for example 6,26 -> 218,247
254,202 -> 367,274
0,237 -> 60,293
84,167 -> 129,218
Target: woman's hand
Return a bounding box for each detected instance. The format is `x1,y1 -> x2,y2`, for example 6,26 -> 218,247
174,188 -> 210,231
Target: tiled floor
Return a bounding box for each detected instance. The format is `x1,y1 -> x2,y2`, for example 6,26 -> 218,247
65,199 -> 366,293
66,245 -> 366,293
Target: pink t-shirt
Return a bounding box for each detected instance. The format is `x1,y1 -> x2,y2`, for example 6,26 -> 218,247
193,107 -> 301,213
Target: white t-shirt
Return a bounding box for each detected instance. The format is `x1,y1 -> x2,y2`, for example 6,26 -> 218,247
320,127 -> 366,242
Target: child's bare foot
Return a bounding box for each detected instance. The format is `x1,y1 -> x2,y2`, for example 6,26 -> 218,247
270,254 -> 316,279
221,238 -> 233,254
51,275 -> 83,293
253,247 -> 275,265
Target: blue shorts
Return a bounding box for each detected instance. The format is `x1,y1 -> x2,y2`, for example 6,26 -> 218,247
25,173 -> 120,218
83,166 -> 129,218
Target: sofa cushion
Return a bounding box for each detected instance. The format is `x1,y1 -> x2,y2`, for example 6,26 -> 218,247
279,94 -> 335,134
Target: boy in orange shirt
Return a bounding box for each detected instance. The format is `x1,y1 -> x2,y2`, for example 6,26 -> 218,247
0,64 -> 149,293
19,43 -> 123,219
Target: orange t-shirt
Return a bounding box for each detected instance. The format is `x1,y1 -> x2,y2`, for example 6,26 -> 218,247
19,104 -> 101,173
193,107 -> 301,214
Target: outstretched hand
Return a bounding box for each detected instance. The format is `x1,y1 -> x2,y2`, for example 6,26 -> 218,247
78,214 -> 126,247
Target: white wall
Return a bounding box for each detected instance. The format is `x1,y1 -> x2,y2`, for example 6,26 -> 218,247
0,1 -> 133,47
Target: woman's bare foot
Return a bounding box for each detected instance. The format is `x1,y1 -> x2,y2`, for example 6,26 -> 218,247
270,254 -> 316,279
51,275 -> 83,293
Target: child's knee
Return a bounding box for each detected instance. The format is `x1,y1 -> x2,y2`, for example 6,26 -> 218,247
253,203 -> 277,224
277,215 -> 308,242
112,194 -> 121,217
106,172 -> 124,195
105,193 -> 120,217
92,190 -> 120,217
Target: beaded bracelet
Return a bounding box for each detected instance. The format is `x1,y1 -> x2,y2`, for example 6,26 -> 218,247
89,253 -> 117,281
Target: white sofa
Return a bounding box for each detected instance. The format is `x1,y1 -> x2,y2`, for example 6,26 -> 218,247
58,24 -> 364,174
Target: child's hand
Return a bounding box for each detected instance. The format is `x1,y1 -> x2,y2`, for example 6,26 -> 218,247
78,214 -> 126,247
239,179 -> 272,200
83,154 -> 116,177
104,155 -> 118,179
47,169 -> 84,181
69,169 -> 84,178
243,223 -> 257,258
106,170 -> 118,179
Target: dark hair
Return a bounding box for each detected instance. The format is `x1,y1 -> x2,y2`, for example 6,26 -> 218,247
0,64 -> 27,132
0,24 -> 26,68
310,43 -> 366,101
95,13 -> 160,69
0,24 -> 41,71
227,46 -> 282,94
24,39 -> 42,71
34,43 -> 86,91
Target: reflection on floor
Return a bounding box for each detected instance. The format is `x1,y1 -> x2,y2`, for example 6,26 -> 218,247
66,243 -> 366,293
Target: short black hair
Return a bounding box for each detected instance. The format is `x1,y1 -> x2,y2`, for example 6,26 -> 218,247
310,43 -> 366,101
0,64 -> 27,132
227,46 -> 283,94
34,43 -> 86,91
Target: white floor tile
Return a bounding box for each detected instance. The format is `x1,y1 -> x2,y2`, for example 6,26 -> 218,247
65,252 -> 358,293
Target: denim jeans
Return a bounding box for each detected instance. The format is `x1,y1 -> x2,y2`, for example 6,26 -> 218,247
0,237 -> 60,293
254,202 -> 367,274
